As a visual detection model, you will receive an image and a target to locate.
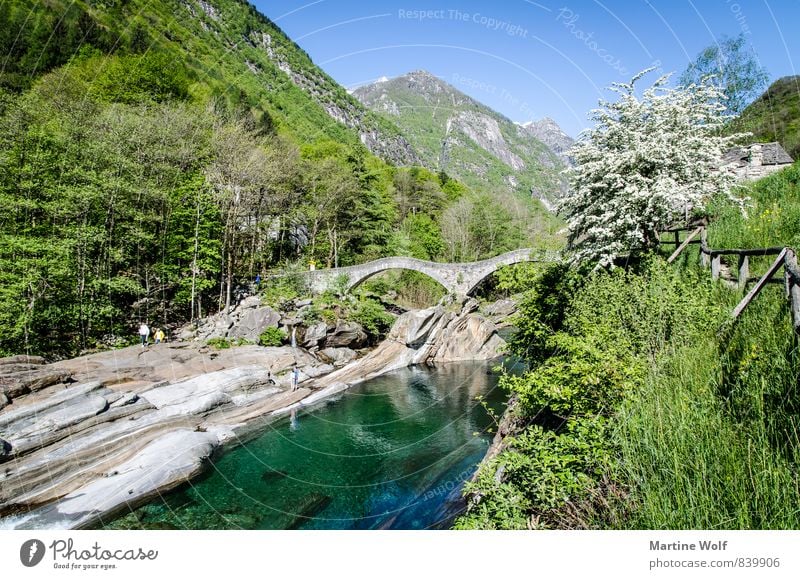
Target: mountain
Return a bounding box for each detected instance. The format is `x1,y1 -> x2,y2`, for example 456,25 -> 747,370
353,70 -> 572,206
729,76 -> 800,160
516,118 -> 575,165
0,0 -> 419,165
0,0 -> 566,358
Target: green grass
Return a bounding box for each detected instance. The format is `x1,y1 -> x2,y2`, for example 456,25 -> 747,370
708,160 -> 800,250
616,288 -> 800,529
459,163 -> 800,529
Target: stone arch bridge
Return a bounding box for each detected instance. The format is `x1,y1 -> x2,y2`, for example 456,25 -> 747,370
302,248 -> 560,296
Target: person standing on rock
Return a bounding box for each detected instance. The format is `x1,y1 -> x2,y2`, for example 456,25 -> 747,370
154,328 -> 165,344
291,364 -> 299,391
138,323 -> 150,348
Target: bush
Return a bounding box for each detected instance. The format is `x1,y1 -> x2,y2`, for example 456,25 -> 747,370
457,417 -> 617,530
207,337 -> 231,349
258,326 -> 285,347
328,273 -> 350,298
349,298 -> 394,338
259,267 -> 310,306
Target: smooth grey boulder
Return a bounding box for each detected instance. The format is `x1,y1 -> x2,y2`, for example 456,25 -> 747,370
0,381 -> 104,429
140,365 -> 273,415
460,297 -> 480,315
239,295 -> 261,310
110,392 -> 139,408
397,306 -> 451,348
484,298 -> 517,321
325,321 -> 368,349
303,322 -> 329,348
0,355 -> 45,366
318,348 -> 358,367
1,394 -> 109,446
228,306 -> 280,342
430,315 -> 505,363
7,429 -> 220,530
280,316 -> 302,327
0,368 -> 72,400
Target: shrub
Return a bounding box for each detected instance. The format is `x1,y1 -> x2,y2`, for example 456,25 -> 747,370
328,273 -> 350,298
258,326 -> 285,347
207,337 -> 231,349
349,298 -> 394,338
259,266 -> 310,306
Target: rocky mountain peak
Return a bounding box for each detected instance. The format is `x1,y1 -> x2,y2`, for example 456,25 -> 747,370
517,117 -> 575,163
353,71 -> 571,205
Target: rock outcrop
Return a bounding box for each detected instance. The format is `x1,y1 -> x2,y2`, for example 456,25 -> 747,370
0,295 -> 507,530
306,296 -> 505,395
483,298 -> 518,325
182,295 -> 370,351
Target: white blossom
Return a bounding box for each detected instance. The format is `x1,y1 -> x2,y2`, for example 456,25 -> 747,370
559,68 -> 747,269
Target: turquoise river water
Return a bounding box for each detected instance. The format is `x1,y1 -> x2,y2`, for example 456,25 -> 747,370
100,359 -> 519,530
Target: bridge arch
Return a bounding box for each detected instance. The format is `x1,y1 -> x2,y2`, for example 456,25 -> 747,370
345,264 -> 452,294
303,249 -> 559,296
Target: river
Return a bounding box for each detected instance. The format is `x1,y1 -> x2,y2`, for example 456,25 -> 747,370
100,359 -> 520,530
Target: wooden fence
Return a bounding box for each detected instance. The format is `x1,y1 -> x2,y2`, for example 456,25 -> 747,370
660,225 -> 800,333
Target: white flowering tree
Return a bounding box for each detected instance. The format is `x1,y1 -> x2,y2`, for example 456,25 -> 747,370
559,68 -> 746,269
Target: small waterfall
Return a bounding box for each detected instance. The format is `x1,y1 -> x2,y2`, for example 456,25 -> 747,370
291,326 -> 297,348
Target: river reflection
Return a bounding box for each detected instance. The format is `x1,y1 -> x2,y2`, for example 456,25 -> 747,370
100,359 -> 520,530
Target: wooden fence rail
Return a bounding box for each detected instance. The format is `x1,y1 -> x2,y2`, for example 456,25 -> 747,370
661,226 -> 800,334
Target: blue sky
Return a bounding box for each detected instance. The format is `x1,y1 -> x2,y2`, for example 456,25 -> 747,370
251,1 -> 800,137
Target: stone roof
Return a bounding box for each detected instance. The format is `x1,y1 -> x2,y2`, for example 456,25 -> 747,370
722,142 -> 794,167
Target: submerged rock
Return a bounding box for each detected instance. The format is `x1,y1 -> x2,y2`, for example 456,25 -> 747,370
260,469 -> 289,483
286,493 -> 333,529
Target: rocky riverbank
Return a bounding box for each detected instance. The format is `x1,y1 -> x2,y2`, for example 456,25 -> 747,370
0,295 -> 511,530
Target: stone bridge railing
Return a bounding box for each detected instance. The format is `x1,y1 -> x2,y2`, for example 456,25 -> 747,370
302,248 -> 561,295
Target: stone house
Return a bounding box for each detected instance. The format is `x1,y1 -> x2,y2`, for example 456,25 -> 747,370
721,142 -> 794,181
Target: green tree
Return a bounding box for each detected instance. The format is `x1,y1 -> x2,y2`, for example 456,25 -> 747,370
679,34 -> 769,116
402,213 -> 445,260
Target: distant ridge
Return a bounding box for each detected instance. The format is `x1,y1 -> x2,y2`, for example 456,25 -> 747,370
353,70 -> 572,206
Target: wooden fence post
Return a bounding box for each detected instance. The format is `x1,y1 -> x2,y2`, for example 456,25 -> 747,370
700,228 -> 710,268
668,227 -> 701,264
785,249 -> 800,333
712,254 -> 721,281
732,249 -> 788,320
738,254 -> 749,289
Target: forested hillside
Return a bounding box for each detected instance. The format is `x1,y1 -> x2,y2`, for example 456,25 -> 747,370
0,0 -> 561,359
729,76 -> 800,159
